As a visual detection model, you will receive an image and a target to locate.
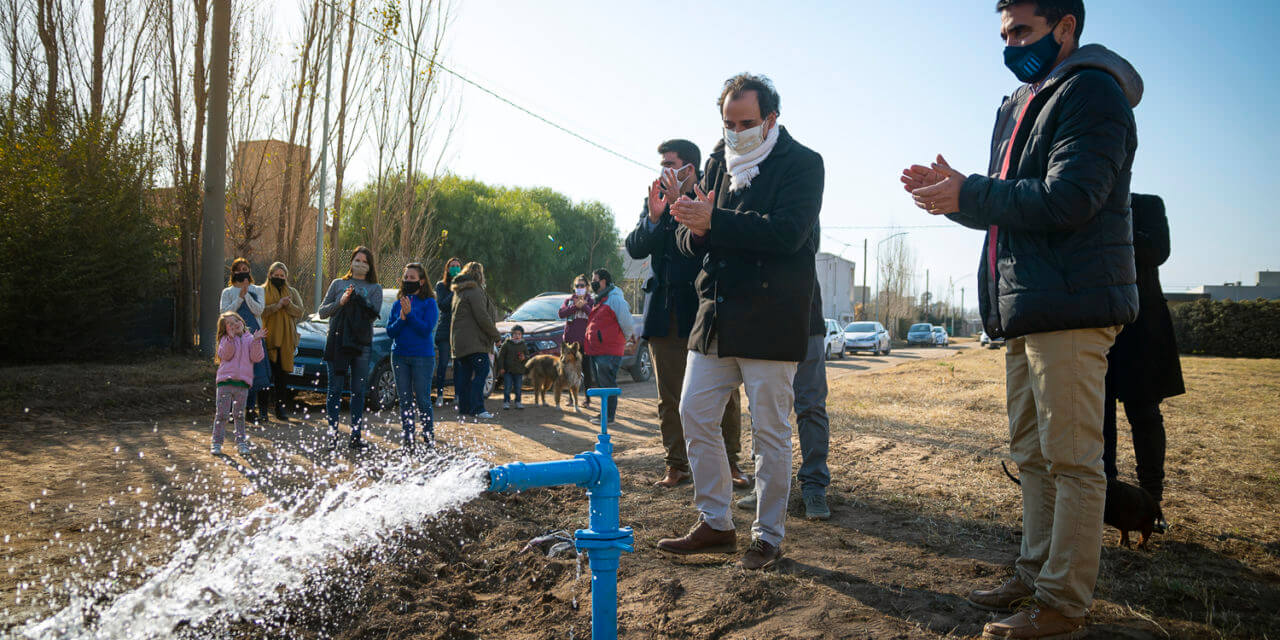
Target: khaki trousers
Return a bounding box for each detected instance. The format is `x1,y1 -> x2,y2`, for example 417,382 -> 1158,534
680,349 -> 796,546
649,331 -> 742,471
1006,326 -> 1120,618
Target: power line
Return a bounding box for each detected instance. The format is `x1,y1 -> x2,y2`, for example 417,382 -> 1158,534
321,0 -> 652,172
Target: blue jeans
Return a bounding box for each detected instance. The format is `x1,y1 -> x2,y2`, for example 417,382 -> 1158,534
325,347 -> 370,436
503,373 -> 523,404
455,352 -> 490,415
591,354 -> 622,421
433,340 -> 451,398
393,353 -> 436,442
793,334 -> 831,497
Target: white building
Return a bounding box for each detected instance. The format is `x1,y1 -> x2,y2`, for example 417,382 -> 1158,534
1190,271 -> 1280,301
815,252 -> 858,325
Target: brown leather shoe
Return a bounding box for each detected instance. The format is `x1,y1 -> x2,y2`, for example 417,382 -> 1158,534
656,520 -> 736,555
967,576 -> 1034,612
982,602 -> 1086,639
654,467 -> 691,488
736,538 -> 781,570
730,462 -> 751,489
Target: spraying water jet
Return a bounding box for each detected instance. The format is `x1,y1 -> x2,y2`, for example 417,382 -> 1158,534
486,387 -> 633,640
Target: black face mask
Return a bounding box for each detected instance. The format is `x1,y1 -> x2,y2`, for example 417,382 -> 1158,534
233,272 -> 251,283
270,277 -> 286,289
401,281 -> 421,295
590,280 -> 602,293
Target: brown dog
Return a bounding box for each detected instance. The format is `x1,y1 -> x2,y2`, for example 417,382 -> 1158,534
526,342 -> 585,409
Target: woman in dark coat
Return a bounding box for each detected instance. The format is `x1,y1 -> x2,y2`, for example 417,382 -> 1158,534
1103,194 -> 1184,526
433,257 -> 463,406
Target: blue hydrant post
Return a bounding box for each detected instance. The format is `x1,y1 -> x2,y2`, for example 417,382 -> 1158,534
485,387 -> 633,640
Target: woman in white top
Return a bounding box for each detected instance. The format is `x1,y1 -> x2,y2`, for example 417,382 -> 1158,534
220,258 -> 272,424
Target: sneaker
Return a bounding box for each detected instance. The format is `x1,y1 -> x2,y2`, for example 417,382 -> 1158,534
435,396 -> 444,408
515,402 -> 524,410
211,443 -> 223,455
982,602 -> 1086,639
736,538 -> 782,570
237,442 -> 250,455
328,431 -> 342,452
968,576 -> 1035,613
476,411 -> 496,420
803,494 -> 831,520
349,437 -> 366,450
656,520 -> 736,555
502,402 -> 510,410
735,492 -> 757,511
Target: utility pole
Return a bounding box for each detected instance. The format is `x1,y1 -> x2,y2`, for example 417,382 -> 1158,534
961,287 -> 966,336
924,269 -> 930,318
198,0 -> 231,355
314,0 -> 337,307
861,238 -> 867,319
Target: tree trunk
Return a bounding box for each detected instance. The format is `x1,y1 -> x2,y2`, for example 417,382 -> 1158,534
35,0 -> 57,116
90,0 -> 104,120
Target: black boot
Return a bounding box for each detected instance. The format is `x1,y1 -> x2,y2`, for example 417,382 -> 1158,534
256,390 -> 272,425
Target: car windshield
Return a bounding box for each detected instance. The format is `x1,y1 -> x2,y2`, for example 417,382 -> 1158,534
845,323 -> 877,333
933,328 -> 944,334
910,323 -> 932,332
307,288 -> 398,328
507,297 -> 563,322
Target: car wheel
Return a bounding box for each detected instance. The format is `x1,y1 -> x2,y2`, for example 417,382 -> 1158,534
884,343 -> 892,355
838,345 -> 845,359
630,343 -> 653,382
368,359 -> 397,411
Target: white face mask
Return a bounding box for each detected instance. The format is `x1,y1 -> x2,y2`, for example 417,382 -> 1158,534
724,122 -> 766,155
575,286 -> 587,296
350,261 -> 369,277
661,163 -> 696,195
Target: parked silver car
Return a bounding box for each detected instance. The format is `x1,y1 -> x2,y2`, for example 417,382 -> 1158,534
843,321 -> 891,356
931,326 -> 950,347
823,318 -> 846,359
980,330 -> 1005,349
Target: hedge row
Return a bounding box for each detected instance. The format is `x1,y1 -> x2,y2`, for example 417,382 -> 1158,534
1170,298 -> 1280,358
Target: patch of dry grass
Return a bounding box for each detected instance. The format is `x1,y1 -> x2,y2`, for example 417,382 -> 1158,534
823,347 -> 1280,639
0,354 -> 216,420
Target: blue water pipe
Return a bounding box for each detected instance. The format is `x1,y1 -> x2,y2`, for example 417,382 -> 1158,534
486,387 -> 634,640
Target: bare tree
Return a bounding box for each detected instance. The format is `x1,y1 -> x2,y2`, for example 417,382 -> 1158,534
89,0 -> 102,119
274,0 -> 323,268
395,0 -> 451,258
326,0 -> 375,277
876,232 -> 917,331
34,0 -> 58,114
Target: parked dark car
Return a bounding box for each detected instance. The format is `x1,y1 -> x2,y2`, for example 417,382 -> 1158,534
494,292 -> 652,383
281,287 -> 494,408
906,322 -> 935,347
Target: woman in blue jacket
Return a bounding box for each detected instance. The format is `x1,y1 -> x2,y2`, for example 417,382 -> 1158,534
386,262 -> 440,451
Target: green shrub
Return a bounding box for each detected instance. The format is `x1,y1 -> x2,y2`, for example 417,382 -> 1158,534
0,99 -> 171,362
1170,298 -> 1280,358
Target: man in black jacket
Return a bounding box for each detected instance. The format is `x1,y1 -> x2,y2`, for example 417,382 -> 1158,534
627,139 -> 747,490
902,1 -> 1140,637
655,73 -> 823,571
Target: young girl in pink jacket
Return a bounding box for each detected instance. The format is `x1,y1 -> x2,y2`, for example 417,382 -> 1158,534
212,311 -> 267,455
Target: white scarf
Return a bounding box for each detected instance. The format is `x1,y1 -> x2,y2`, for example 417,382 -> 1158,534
724,124 -> 780,192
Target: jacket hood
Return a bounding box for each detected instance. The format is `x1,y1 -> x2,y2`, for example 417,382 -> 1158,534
451,274 -> 479,293
1042,44 -> 1143,107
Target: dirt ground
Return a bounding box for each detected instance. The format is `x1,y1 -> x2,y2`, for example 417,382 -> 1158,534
1,342 -> 1278,639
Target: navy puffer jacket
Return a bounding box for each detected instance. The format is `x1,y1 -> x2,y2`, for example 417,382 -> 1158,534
949,45 -> 1142,339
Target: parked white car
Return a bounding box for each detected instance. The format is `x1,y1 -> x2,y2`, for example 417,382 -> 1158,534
843,321 -> 891,356
931,326 -> 950,347
980,330 -> 1005,349
823,318 -> 845,359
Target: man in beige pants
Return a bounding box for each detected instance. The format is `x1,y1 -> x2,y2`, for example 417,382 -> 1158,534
901,1 -> 1142,636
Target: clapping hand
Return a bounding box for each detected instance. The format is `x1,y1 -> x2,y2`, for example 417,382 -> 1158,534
252,328 -> 268,340
401,295 -> 412,318
646,179 -> 666,223
901,154 -> 966,215
670,184 -> 715,235
340,285 -> 354,305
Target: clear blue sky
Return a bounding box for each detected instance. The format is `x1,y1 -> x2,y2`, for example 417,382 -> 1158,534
351,1 -> 1279,298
